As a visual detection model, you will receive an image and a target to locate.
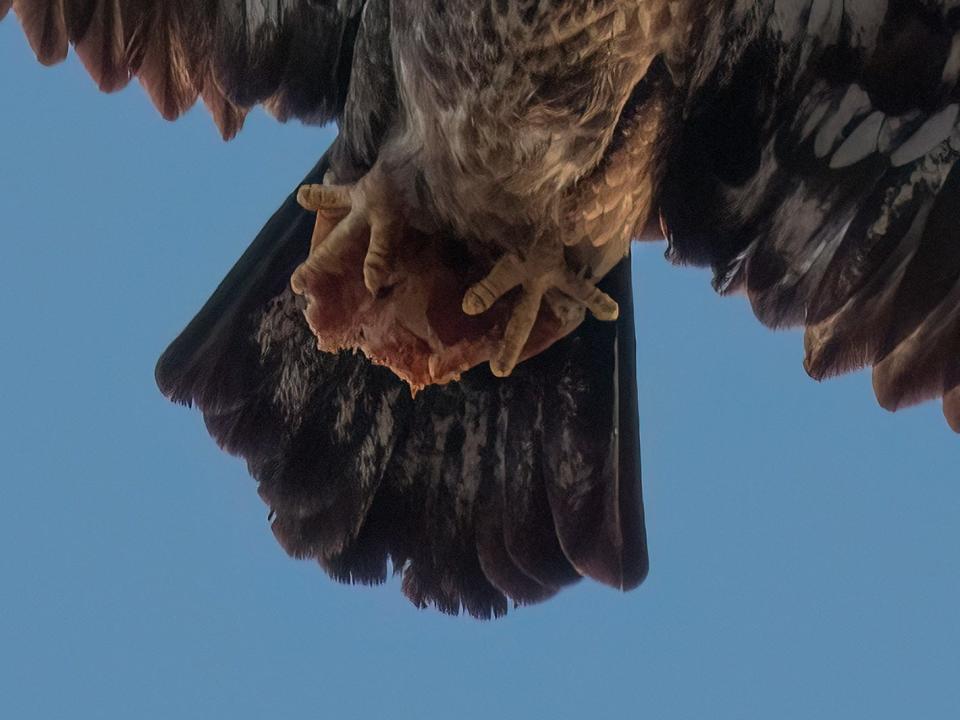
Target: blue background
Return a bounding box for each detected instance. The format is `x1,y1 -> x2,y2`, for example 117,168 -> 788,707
2,21 -> 958,719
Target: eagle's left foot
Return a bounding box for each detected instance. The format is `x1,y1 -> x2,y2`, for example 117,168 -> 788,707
291,164 -> 401,297
462,242 -> 619,377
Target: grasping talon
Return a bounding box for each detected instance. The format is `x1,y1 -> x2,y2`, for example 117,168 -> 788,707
462,242 -> 619,377
291,164 -> 401,297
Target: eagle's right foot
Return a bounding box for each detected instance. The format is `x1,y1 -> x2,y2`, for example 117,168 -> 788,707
462,242 -> 619,377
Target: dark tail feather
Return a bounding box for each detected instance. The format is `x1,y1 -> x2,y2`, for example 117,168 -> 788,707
155,156 -> 327,415
156,155 -> 648,617
543,261 -> 648,591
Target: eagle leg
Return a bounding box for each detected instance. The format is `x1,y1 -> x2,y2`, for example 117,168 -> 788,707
291,164 -> 401,297
462,241 -> 619,377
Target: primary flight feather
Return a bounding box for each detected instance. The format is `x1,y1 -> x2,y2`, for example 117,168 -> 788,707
6,0 -> 959,617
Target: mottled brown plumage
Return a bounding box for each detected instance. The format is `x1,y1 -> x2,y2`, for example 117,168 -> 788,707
8,0 -> 960,616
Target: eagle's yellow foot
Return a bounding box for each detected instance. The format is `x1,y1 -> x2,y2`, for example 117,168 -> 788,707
462,243 -> 619,377
291,165 -> 401,296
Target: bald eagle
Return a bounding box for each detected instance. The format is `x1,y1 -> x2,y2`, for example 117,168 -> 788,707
7,0 -> 960,617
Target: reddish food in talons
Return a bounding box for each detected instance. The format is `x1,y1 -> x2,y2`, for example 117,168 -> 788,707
291,213 -> 575,392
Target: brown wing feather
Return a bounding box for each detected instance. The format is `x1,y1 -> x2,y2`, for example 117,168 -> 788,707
199,69 -> 247,141
137,3 -> 201,120
71,0 -> 129,93
661,1 -> 960,431
13,0 -> 68,65
9,0 -> 362,139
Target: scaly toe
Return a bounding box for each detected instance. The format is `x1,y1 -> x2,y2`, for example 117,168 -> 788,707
297,183 -> 352,215
362,216 -> 401,295
490,283 -> 545,377
557,272 -> 619,321
462,253 -> 525,316
291,188 -> 368,294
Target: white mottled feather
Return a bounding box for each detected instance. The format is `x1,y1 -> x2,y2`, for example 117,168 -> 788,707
891,104 -> 960,167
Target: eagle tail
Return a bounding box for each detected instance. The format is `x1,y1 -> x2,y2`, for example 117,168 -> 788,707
156,154 -> 648,617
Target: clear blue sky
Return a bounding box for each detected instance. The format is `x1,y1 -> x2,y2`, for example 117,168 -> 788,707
1,22 -> 958,720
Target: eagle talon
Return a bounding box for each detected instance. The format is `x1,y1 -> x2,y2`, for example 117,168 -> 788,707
463,244 -> 619,378
291,166 -> 402,297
